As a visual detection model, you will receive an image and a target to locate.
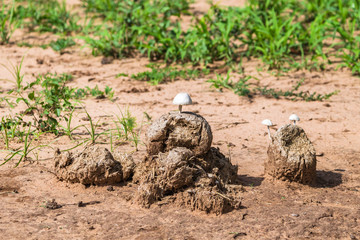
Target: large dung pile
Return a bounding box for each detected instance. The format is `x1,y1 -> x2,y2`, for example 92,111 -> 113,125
54,145 -> 135,185
134,112 -> 241,214
265,124 -> 317,184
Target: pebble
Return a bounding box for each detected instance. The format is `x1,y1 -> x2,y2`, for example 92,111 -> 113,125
291,214 -> 299,217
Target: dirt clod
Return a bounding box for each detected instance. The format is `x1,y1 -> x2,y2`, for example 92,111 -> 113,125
113,152 -> 136,181
101,56 -> 114,64
146,112 -> 213,156
175,184 -> 242,215
46,199 -> 62,210
265,124 -> 317,184
53,146 -> 124,185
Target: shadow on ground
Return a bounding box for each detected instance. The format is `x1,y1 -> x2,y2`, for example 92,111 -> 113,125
238,175 -> 265,187
316,170 -> 343,188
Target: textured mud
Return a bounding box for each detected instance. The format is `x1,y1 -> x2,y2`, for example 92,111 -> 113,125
54,145 -> 135,185
146,112 -> 213,156
135,112 -> 240,214
265,124 -> 317,184
133,146 -> 240,214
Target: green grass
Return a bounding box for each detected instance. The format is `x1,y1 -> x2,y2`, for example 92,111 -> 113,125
128,64 -> 210,85
208,73 -> 339,101
74,85 -> 115,100
60,109 -> 83,140
207,72 -> 252,97
0,0 -> 18,45
0,117 -> 10,149
0,124 -> 45,167
49,37 -> 76,52
14,0 -> 80,34
77,0 -> 360,69
2,0 -> 360,75
83,108 -> 103,144
256,83 -> 339,102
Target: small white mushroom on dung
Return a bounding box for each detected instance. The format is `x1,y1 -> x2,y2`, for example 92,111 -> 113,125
262,119 -> 273,140
173,92 -> 192,113
289,114 -> 300,125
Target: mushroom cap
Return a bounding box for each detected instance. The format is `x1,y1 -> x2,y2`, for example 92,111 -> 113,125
261,119 -> 273,126
173,92 -> 192,105
289,114 -> 300,121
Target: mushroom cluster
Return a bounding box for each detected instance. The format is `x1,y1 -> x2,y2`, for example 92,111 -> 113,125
261,113 -> 317,185
262,114 -> 301,140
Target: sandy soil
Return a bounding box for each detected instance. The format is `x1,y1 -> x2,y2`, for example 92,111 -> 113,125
1,1 -> 360,239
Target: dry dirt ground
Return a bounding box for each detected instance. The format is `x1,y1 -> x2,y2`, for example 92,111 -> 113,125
1,0 -> 360,239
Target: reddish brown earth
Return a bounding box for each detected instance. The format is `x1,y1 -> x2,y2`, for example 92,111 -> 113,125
1,0 -> 360,239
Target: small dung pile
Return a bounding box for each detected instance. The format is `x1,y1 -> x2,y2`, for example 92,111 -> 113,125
134,112 -> 241,214
53,145 -> 135,185
146,111 -> 213,156
265,124 -> 317,185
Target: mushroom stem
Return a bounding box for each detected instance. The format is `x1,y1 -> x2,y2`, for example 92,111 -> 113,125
293,120 -> 296,125
267,126 -> 271,140
179,105 -> 182,113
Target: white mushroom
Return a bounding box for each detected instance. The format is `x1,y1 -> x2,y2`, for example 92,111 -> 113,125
173,92 -> 192,113
261,119 -> 273,140
289,114 -> 300,125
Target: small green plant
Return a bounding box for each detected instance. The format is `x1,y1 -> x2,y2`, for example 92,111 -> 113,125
207,71 -> 251,96
130,130 -> 140,151
60,109 -> 83,140
0,0 -> 18,44
207,71 -> 233,91
16,0 -> 80,34
256,79 -> 339,101
1,125 -> 45,167
109,130 -> 113,152
83,109 -> 103,144
0,117 -> 10,149
24,73 -> 75,133
234,76 -> 251,96
2,57 -> 77,134
49,37 -> 76,52
74,85 -> 114,100
0,55 -> 25,91
112,105 -> 140,150
0,116 -> 27,142
208,72 -> 338,101
130,65 -> 210,85
115,106 -> 136,141
335,19 -> 360,75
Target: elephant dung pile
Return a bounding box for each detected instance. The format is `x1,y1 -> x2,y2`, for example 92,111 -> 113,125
133,112 -> 241,214
265,124 -> 317,185
52,112 -> 241,214
53,145 -> 135,185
